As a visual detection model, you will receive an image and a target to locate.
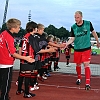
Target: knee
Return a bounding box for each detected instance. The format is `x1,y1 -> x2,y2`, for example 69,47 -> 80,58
84,62 -> 90,67
76,63 -> 81,66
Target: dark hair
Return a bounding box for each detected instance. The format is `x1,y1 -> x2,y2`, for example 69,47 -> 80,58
26,21 -> 37,32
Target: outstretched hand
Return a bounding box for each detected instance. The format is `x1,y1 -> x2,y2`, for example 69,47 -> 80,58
25,56 -> 35,63
60,43 -> 67,50
49,47 -> 57,52
59,43 -> 66,48
96,42 -> 100,48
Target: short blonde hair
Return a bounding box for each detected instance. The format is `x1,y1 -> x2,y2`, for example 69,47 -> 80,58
6,18 -> 21,30
57,38 -> 60,42
37,23 -> 45,29
47,34 -> 54,42
75,11 -> 83,17
53,36 -> 57,42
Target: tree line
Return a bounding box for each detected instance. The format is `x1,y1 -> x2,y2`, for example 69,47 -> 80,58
0,23 -> 100,40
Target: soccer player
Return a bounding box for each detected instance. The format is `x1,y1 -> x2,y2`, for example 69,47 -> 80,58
66,11 -> 100,90
0,18 -> 34,100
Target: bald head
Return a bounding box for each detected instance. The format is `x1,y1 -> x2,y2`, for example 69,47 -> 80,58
75,11 -> 83,17
74,11 -> 83,25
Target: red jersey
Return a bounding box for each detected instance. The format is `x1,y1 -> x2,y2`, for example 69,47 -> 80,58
65,48 -> 71,56
64,44 -> 74,56
20,33 -> 35,64
0,30 -> 16,65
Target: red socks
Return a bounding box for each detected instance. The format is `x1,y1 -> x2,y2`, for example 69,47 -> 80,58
85,67 -> 91,85
76,66 -> 91,85
76,66 -> 81,79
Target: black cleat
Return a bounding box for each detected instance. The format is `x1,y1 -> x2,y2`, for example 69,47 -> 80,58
56,66 -> 61,69
16,89 -> 24,95
76,79 -> 81,85
85,85 -> 91,90
24,93 -> 35,98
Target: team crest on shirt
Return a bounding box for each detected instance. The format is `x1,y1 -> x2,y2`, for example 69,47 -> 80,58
0,34 -> 3,48
0,35 -> 3,42
0,37 -> 2,42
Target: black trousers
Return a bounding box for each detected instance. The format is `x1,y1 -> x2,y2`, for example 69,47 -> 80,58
0,67 -> 13,100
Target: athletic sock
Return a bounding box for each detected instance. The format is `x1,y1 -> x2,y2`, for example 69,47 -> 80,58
48,62 -> 52,70
24,73 -> 31,95
30,72 -> 38,86
54,62 -> 57,70
85,66 -> 91,85
76,66 -> 81,79
17,73 -> 24,91
67,59 -> 69,65
56,61 -> 58,66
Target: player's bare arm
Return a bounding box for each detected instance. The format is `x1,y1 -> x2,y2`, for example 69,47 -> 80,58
92,30 -> 100,48
66,37 -> 75,46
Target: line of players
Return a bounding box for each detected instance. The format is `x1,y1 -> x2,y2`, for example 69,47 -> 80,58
15,31 -> 70,98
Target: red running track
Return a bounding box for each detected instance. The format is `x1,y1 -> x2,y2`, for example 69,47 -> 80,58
9,70 -> 100,100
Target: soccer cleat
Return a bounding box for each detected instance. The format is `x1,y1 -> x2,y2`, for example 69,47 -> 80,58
37,76 -> 44,82
24,93 -> 35,98
35,82 -> 38,85
45,73 -> 51,77
66,63 -> 71,67
30,85 -> 39,91
48,69 -> 53,72
15,81 -> 18,86
42,76 -> 47,80
37,74 -> 44,82
56,66 -> 61,69
54,69 -> 58,71
76,79 -> 81,85
16,89 -> 24,95
85,85 -> 91,90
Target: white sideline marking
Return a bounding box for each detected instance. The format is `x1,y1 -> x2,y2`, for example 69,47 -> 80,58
12,80 -> 100,92
12,70 -> 100,92
13,70 -> 100,79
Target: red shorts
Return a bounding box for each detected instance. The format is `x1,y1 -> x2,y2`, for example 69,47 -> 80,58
74,49 -> 91,64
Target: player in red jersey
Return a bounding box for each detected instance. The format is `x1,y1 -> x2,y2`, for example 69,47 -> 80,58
0,18 -> 34,100
64,40 -> 74,67
36,24 -> 65,80
16,21 -> 38,98
16,22 -> 57,97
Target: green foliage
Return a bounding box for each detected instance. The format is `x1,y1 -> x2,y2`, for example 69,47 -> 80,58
44,24 -> 57,36
1,23 -> 100,39
97,32 -> 100,37
0,27 -> 1,33
0,23 -> 26,37
44,24 -> 70,39
92,49 -> 100,54
90,32 -> 100,38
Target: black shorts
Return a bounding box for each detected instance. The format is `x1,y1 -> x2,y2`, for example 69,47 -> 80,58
48,57 -> 52,62
20,63 -> 35,71
34,61 -> 42,70
20,61 -> 42,71
41,61 -> 45,66
56,57 -> 59,61
51,57 -> 59,62
66,55 -> 70,59
51,57 -> 55,61
45,58 -> 49,64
